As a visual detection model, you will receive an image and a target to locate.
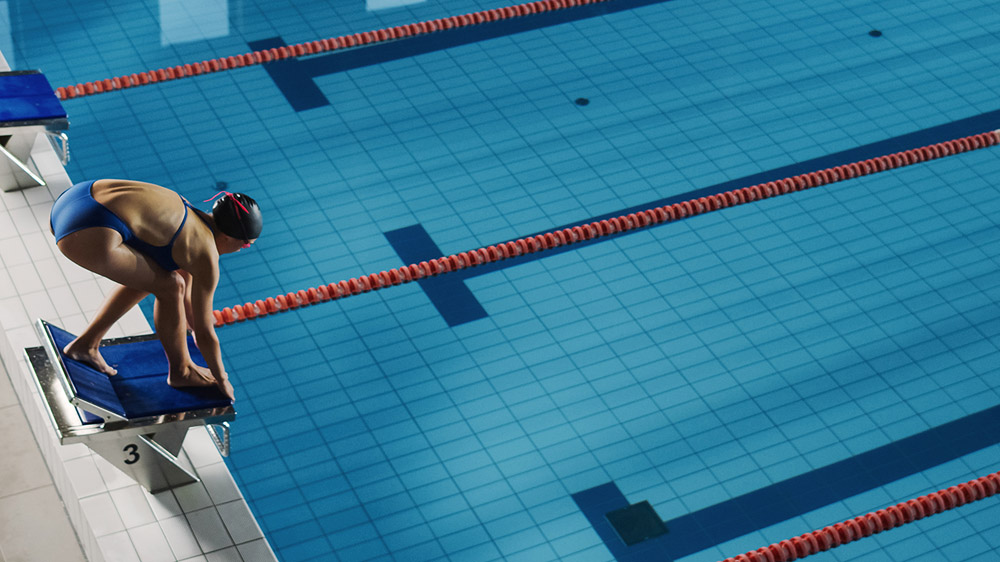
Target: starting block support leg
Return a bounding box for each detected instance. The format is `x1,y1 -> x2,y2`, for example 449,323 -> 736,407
86,432 -> 199,493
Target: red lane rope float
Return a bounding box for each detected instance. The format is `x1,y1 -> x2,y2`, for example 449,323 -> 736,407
56,0 -> 615,100
210,130 -> 1000,327
719,470 -> 1000,562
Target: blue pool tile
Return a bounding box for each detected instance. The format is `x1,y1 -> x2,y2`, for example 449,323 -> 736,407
29,1 -> 1000,560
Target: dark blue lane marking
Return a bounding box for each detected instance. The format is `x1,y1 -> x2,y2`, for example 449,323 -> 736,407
384,110 -> 1000,325
248,38 -> 327,111
574,403 -> 1000,560
384,224 -> 488,326
249,0 -> 676,111
573,483 -> 674,562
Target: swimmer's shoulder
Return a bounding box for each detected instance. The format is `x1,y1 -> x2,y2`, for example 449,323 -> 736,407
92,179 -> 180,213
174,206 -> 220,273
92,179 -> 173,197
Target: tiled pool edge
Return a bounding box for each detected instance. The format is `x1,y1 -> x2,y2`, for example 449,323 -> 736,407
0,50 -> 277,562
0,144 -> 279,562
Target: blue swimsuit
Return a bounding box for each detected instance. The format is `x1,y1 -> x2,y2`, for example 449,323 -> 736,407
50,180 -> 203,271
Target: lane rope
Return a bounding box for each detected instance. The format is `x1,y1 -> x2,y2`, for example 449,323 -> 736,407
210,130 -> 1000,327
55,0 -> 615,100
720,470 -> 1000,561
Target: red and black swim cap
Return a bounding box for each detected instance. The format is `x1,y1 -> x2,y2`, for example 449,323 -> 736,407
212,193 -> 262,241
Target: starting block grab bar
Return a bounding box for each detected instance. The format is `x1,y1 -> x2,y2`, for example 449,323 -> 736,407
25,319 -> 236,493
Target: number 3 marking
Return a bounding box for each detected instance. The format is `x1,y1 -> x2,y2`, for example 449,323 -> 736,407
123,444 -> 140,465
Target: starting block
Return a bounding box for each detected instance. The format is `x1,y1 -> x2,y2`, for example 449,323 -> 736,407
0,70 -> 69,191
25,319 -> 236,493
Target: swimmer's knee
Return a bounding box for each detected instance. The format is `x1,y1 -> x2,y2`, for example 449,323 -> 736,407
166,271 -> 186,294
155,271 -> 186,300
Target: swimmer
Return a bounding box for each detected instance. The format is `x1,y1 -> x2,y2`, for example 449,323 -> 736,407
49,179 -> 263,401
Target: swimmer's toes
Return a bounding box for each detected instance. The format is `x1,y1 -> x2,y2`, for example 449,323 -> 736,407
63,346 -> 117,376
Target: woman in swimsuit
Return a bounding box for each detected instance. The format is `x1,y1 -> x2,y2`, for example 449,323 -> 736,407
49,179 -> 263,400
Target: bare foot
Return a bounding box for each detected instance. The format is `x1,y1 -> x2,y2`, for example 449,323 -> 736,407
63,339 -> 117,376
167,363 -> 216,388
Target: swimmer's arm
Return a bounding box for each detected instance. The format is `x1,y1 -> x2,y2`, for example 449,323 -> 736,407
188,260 -> 231,395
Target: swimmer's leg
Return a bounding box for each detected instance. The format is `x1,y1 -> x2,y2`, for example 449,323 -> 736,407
56,228 -> 214,387
64,285 -> 148,375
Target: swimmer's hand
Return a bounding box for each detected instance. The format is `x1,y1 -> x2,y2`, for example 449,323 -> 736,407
216,373 -> 235,401
169,364 -> 234,401
168,363 -> 215,389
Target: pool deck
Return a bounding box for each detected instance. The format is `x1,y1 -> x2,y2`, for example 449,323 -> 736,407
0,49 -> 276,562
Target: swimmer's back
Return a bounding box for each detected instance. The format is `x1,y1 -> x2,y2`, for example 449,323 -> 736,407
92,179 -> 188,246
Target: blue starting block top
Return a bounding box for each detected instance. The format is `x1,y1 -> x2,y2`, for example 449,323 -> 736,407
0,70 -> 67,126
43,322 -> 232,420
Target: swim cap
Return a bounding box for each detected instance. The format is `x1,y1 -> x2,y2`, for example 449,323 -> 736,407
212,193 -> 262,241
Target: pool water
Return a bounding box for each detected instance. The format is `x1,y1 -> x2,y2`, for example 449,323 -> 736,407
11,0 -> 1000,560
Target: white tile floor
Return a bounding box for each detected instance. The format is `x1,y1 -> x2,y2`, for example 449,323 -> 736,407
0,49 -> 276,562
0,359 -> 88,562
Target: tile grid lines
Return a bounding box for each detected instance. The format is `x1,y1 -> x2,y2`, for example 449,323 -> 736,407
604,10 -> 816,184
310,0 -> 984,556
456,274 -> 637,560
240,89 -> 992,560
580,177 -> 916,484
13,2 -> 1000,556
862,169 -> 990,376
272,258 -> 648,556
564,236 -> 746,512
388,26 -> 588,243
910,160 -> 1000,369
546,13 -> 683,213
664,272 -> 992,560
307,312 -> 495,561
716,12 -> 972,148
524,257 -> 680,496
654,5 -> 806,171
556,217 -> 804,516
439,43 -> 594,246
134,71 -> 341,303
362,55 -> 487,242
2,186 -> 103,334
435,342 -> 578,560
58,0 -> 659,101
122,77 -> 273,290
235,316 -> 350,559
222,318 -> 511,559
636,229 -> 796,514
330,340 -> 520,556
636,214 -> 788,494
182,66 -> 424,490
203,3 -> 984,282
344,56 -> 485,251
356,302 -> 584,555
792,164 -> 996,422
576,152 -> 996,504
747,190 -> 911,467
756,184 -> 944,428
440,49 -> 560,231
516,13 -> 664,203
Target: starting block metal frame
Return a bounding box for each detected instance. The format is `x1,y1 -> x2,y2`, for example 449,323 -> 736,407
25,320 -> 235,493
